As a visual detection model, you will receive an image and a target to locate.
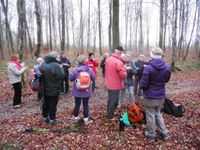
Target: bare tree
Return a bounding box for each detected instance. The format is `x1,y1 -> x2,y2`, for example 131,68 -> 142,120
48,0 -> 52,50
112,0 -> 119,52
69,0 -> 75,51
108,0 -> 112,51
138,0 -> 143,52
61,0 -> 65,51
17,0 -> 26,60
195,0 -> 200,58
163,0 -> 168,51
34,0 -> 42,57
0,6 -> 4,59
79,0 -> 84,54
159,0 -> 164,49
87,0 -> 91,52
0,0 -> 14,53
65,1 -> 69,51
98,0 -> 102,55
183,1 -> 198,60
171,0 -> 178,71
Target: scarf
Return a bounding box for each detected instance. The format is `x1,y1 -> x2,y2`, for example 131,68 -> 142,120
9,61 -> 22,70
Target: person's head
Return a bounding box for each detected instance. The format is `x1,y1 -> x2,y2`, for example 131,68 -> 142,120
49,51 -> 59,59
36,57 -> 44,64
88,52 -> 94,60
150,47 -> 163,59
138,54 -> 146,62
60,52 -> 66,59
115,46 -> 124,55
104,52 -> 109,58
77,55 -> 87,65
125,53 -> 132,63
10,53 -> 19,62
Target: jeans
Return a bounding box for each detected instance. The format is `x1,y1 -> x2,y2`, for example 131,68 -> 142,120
134,76 -> 142,96
74,97 -> 89,118
107,90 -> 120,119
118,88 -> 125,106
42,95 -> 59,120
144,105 -> 168,138
12,82 -> 22,106
127,86 -> 135,105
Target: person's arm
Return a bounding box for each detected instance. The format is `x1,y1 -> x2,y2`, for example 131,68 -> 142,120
140,67 -> 150,90
54,64 -> 65,80
116,62 -> 127,79
165,66 -> 171,83
9,64 -> 26,75
68,68 -> 77,82
93,59 -> 99,67
89,68 -> 96,81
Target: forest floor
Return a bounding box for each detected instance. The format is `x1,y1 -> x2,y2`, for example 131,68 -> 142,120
0,58 -> 200,150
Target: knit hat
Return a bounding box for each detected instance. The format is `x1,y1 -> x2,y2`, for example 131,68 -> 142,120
150,47 -> 163,59
138,54 -> 146,62
49,51 -> 59,58
115,46 -> 124,51
36,57 -> 44,64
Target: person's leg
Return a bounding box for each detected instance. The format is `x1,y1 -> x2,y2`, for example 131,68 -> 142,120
92,80 -> 96,93
12,82 -> 22,106
144,106 -> 156,140
134,76 -> 139,96
128,86 -> 135,105
42,96 -> 49,119
118,88 -> 125,106
155,105 -> 168,138
65,74 -> 69,93
82,97 -> 89,118
48,96 -> 59,120
60,80 -> 64,93
107,90 -> 119,119
74,97 -> 81,117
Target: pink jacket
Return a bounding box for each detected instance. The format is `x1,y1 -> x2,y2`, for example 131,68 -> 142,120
104,54 -> 127,90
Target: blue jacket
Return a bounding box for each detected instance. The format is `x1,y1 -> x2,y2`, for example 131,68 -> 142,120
140,59 -> 171,99
69,64 -> 96,98
125,62 -> 137,86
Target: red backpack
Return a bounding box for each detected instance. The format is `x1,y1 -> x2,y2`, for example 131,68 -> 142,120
75,70 -> 91,91
127,104 -> 144,124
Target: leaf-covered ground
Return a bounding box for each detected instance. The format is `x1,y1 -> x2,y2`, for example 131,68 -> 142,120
0,66 -> 200,149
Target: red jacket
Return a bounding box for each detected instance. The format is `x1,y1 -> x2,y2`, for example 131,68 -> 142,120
87,59 -> 99,76
104,54 -> 127,90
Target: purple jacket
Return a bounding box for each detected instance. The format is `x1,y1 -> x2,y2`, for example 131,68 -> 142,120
69,64 -> 96,98
140,59 -> 171,99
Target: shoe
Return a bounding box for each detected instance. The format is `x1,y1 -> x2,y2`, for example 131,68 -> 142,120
13,104 -> 21,109
144,131 -> 156,142
160,133 -> 169,141
42,117 -> 49,123
83,118 -> 93,125
49,120 -> 57,126
73,116 -> 80,123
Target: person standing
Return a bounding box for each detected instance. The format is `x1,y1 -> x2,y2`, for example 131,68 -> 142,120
59,52 -> 71,93
140,47 -> 171,141
104,46 -> 127,119
100,52 -> 109,78
7,53 -> 27,108
40,51 -> 64,126
69,55 -> 96,125
87,52 -> 99,92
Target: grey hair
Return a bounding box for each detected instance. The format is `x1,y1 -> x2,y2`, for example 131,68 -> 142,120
77,55 -> 87,65
49,51 -> 59,58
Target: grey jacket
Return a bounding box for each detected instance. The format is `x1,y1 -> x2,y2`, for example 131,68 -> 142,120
7,63 -> 26,84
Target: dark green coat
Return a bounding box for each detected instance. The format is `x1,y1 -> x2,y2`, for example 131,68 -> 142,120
41,56 -> 64,97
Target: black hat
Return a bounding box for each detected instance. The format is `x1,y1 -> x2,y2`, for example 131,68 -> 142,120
116,46 -> 124,51
89,52 -> 94,58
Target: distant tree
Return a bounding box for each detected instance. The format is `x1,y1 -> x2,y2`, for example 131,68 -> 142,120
61,0 -> 65,52
98,0 -> 102,55
159,0 -> 164,50
112,0 -> 119,52
195,0 -> 200,58
87,0 -> 91,52
108,0 -> 112,51
0,7 -> 4,59
34,0 -> 42,57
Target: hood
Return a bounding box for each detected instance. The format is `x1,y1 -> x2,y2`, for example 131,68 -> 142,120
77,64 -> 90,71
112,53 -> 125,63
150,59 -> 165,70
44,56 -> 58,63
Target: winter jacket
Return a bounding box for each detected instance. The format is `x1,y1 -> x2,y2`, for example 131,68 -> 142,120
100,57 -> 107,77
125,62 -> 137,86
40,56 -> 65,97
69,64 -> 96,98
104,54 -> 127,90
134,60 -> 148,79
140,58 -> 171,99
7,62 -> 26,84
87,59 -> 99,76
59,58 -> 71,75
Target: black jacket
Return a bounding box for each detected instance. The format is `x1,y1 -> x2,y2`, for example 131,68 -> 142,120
41,56 -> 65,97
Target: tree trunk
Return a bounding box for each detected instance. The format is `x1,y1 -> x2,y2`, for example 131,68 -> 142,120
112,0 -> 119,52
34,0 -> 42,57
98,0 -> 102,56
108,0 -> 112,52
61,0 -> 65,52
159,0 -> 164,50
0,0 -> 14,53
183,1 -> 198,61
66,4 -> 69,51
25,19 -> 34,59
17,0 -> 26,61
163,0 -> 168,51
87,0 -> 91,52
79,0 -> 83,54
138,0 -> 143,52
171,0 -> 178,71
0,7 -> 4,59
195,0 -> 200,58
48,0 -> 52,50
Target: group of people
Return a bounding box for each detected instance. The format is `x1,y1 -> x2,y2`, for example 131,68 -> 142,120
7,46 -> 171,141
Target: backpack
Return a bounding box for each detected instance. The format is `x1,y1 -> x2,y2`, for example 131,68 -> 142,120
127,104 -> 144,124
75,69 -> 91,91
29,64 -> 42,91
163,97 -> 184,117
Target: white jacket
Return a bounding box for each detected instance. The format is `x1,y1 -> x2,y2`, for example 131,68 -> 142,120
7,63 -> 26,84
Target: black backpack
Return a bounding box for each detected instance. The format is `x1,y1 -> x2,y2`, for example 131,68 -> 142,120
163,97 -> 184,117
